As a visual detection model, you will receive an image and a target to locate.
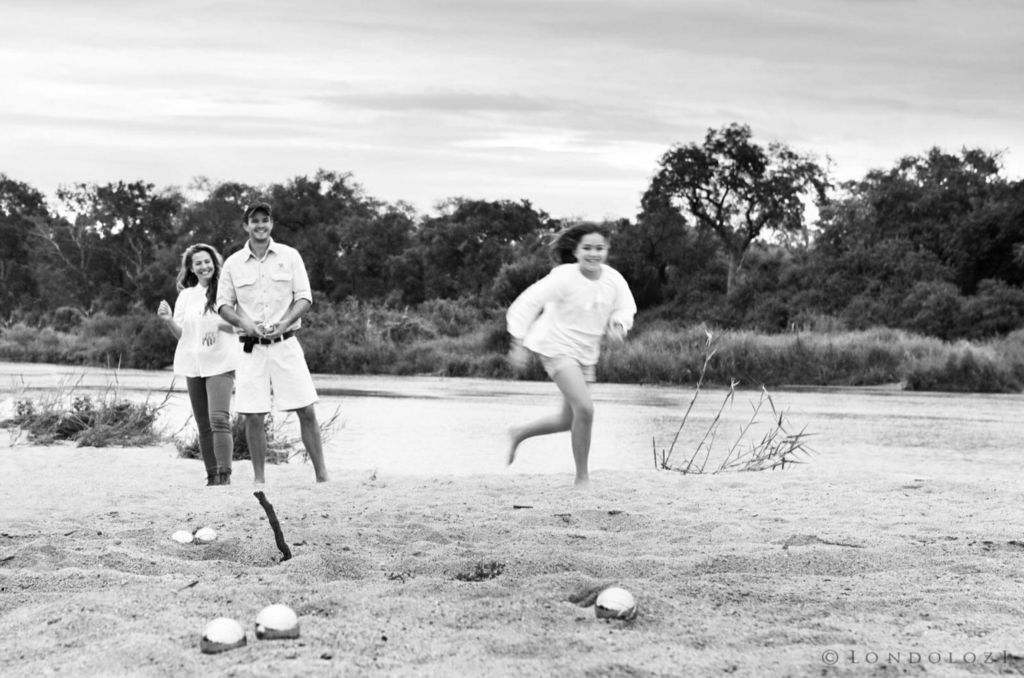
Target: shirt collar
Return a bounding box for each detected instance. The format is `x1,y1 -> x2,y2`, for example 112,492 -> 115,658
243,238 -> 278,261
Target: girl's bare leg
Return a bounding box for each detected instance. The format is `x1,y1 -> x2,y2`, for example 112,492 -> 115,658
551,366 -> 595,488
507,399 -> 572,465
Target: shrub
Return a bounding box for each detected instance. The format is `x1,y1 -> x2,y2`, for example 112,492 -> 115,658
903,343 -> 1021,392
489,256 -> 550,306
175,406 -> 341,464
2,377 -> 168,446
958,279 -> 1024,339
78,312 -> 176,370
0,323 -> 85,364
419,298 -> 492,337
175,413 -> 290,464
899,281 -> 963,340
51,306 -> 86,333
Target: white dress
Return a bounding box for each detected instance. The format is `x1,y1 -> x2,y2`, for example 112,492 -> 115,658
506,263 -> 636,366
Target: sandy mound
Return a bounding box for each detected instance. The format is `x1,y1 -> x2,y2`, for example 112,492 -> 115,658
1,438 -> 1022,677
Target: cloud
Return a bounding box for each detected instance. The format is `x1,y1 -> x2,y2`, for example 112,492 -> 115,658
2,0 -> 1023,219
321,91 -> 558,114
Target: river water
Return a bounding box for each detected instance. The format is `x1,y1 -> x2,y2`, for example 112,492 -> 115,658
1,362 -> 1021,481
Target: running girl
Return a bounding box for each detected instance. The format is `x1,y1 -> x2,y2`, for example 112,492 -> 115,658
506,222 -> 637,488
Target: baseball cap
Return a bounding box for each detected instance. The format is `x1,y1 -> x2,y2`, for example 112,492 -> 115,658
244,202 -> 273,221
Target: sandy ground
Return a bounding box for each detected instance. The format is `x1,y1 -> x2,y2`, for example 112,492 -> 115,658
1,436 -> 1023,678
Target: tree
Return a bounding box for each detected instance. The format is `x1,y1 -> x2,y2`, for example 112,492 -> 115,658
265,170 -> 379,296
330,203 -> 417,301
612,197 -> 691,309
817,148 -> 1018,294
643,123 -> 828,295
175,178 -> 263,257
0,175 -> 48,319
412,198 -> 557,302
49,181 -> 183,312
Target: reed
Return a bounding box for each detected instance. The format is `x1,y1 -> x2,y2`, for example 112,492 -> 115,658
654,331 -> 814,474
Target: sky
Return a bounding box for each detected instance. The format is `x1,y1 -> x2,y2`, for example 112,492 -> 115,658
2,0 -> 1023,220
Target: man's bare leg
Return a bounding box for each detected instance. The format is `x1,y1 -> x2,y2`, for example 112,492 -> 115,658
295,404 -> 329,482
245,413 -> 267,484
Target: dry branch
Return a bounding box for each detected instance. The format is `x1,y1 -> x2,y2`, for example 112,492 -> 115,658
254,491 -> 292,561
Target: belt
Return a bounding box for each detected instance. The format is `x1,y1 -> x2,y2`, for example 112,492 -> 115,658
240,331 -> 294,353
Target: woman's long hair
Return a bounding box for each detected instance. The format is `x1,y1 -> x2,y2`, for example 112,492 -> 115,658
175,243 -> 224,314
549,222 -> 613,264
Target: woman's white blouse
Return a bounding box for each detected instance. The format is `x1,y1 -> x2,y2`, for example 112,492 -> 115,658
507,263 -> 636,366
171,285 -> 240,378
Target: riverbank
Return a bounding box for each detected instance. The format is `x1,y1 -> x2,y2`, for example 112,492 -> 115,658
1,438 -> 1021,677
3,313 -> 1024,393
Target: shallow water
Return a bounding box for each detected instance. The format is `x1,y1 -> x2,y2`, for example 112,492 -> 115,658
1,362 -> 1021,481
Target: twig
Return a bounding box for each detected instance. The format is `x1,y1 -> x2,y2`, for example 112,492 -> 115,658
686,380 -> 735,472
254,491 -> 292,561
175,579 -> 199,593
716,384 -> 764,471
659,330 -> 716,469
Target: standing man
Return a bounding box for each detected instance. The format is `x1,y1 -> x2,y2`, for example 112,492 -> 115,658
216,202 -> 330,483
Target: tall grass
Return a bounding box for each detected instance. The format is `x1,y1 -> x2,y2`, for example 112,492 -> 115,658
603,324 -> 909,387
2,303 -> 1023,393
1,374 -> 169,446
603,324 -> 1024,392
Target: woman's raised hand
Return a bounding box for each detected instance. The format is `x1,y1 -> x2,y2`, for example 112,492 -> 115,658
157,300 -> 173,322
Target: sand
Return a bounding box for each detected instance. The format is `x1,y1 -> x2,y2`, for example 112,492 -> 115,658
1,435 -> 1022,678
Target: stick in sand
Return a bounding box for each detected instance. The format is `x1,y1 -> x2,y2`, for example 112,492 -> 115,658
253,491 -> 292,561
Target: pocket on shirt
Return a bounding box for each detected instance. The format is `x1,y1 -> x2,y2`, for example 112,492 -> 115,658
269,269 -> 294,300
234,276 -> 258,306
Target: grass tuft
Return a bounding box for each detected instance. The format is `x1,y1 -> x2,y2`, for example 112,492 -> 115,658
174,406 -> 342,464
1,373 -> 168,447
654,330 -> 814,474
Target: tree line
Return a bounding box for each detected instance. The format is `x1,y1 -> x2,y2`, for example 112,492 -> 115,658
2,122 -> 1023,343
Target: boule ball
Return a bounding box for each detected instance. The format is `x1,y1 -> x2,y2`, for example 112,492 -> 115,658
194,527 -> 217,544
170,530 -> 194,545
200,617 -> 247,654
595,586 -> 638,620
255,604 -> 300,640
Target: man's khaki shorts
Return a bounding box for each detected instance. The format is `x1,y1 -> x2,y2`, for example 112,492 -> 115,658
234,337 -> 318,413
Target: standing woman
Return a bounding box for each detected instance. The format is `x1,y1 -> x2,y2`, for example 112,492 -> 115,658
506,222 -> 637,489
158,244 -> 240,486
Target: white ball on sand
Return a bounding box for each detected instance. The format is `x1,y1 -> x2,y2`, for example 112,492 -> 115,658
200,617 -> 247,654
170,530 -> 194,545
595,586 -> 638,620
255,604 -> 300,640
194,527 -> 217,544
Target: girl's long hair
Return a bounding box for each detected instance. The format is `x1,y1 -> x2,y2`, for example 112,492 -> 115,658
549,222 -> 613,264
175,243 -> 224,314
